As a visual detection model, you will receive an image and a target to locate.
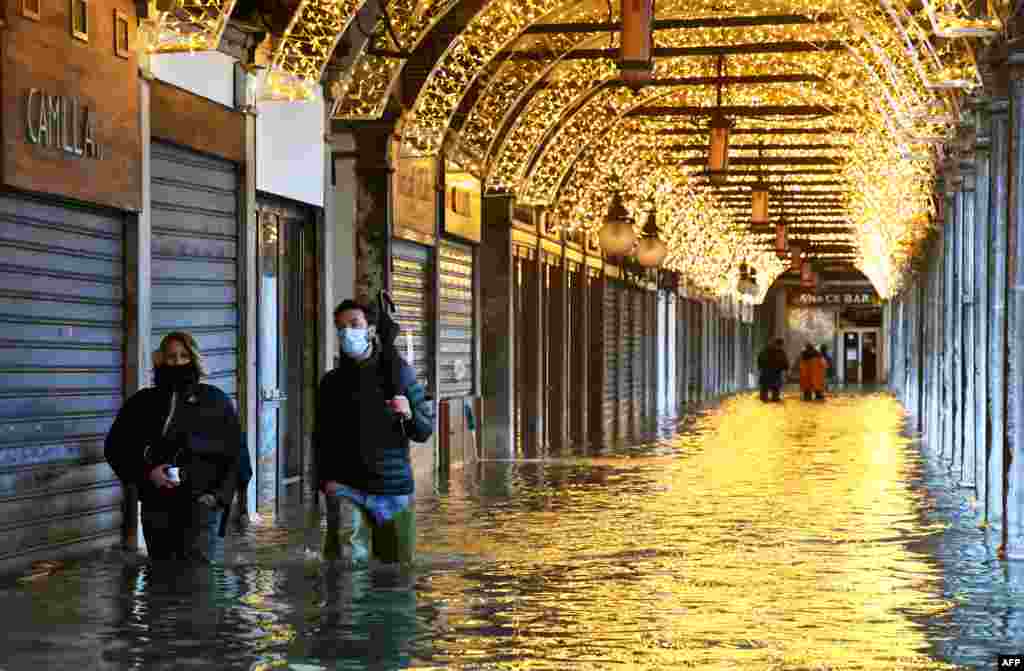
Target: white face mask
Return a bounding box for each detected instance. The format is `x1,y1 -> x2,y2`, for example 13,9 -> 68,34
339,327 -> 371,358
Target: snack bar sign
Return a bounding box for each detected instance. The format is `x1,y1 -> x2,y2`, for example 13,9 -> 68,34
789,290 -> 880,306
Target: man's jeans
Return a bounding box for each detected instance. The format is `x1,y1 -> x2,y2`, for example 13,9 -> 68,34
323,494 -> 415,566
141,500 -> 224,562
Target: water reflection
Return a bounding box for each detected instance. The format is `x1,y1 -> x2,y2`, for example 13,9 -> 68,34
2,389 -> 1020,669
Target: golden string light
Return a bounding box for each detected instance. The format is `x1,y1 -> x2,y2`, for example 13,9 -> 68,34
321,0 -> 983,298
138,0 -> 238,53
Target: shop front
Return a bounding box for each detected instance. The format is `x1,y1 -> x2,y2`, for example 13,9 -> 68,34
0,0 -> 142,573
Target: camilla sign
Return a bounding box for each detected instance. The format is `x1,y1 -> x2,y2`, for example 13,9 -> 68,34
24,89 -> 105,159
789,289 -> 880,306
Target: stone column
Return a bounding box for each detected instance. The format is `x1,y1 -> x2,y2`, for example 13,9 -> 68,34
952,186 -> 964,478
943,190 -> 955,465
546,240 -> 568,451
480,194 -> 515,459
121,74 -> 153,550
348,123 -> 395,304
990,98 -> 1010,527
961,138 -> 978,489
975,107 -> 993,497
1006,76 -> 1024,557
588,265 -> 607,448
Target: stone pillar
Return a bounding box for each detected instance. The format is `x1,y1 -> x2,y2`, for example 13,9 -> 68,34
570,259 -> 590,448
990,98 -> 1010,527
480,194 -> 515,459
348,123 -> 395,304
588,266 -> 607,448
547,243 -> 568,451
1007,76 -> 1024,557
121,74 -> 153,550
943,190 -> 955,465
961,141 -> 978,489
952,187 -> 964,478
975,108 -> 993,497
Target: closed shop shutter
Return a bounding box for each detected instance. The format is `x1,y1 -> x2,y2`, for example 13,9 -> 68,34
151,142 -> 240,401
391,239 -> 434,390
438,241 -> 473,399
566,261 -> 581,446
632,290 -> 644,421
618,285 -> 632,437
0,193 -> 126,570
603,280 -> 619,441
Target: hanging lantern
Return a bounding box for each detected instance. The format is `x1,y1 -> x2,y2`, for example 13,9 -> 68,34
775,221 -> 788,258
636,210 -> 668,267
618,0 -> 654,89
708,112 -> 733,185
790,244 -> 803,271
800,259 -> 815,287
598,192 -> 636,257
751,186 -> 770,224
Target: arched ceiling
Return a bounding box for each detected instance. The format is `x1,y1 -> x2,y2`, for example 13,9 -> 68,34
158,0 -> 1006,300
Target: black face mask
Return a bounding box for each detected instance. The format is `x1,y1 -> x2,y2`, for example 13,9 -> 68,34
155,364 -> 198,390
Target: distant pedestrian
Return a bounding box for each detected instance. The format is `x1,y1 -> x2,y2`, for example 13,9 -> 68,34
314,299 -> 434,566
105,332 -> 242,561
820,344 -> 834,390
757,338 -> 790,402
799,344 -> 827,401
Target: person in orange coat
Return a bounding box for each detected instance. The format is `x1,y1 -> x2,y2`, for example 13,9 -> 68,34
799,344 -> 827,401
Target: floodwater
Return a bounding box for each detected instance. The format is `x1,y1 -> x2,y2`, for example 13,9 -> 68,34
3,389 -> 1022,670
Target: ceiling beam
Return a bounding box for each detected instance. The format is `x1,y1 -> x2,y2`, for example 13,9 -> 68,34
523,14 -> 837,34
747,226 -> 851,234
692,169 -> 842,177
590,74 -> 826,89
646,142 -> 845,151
497,40 -> 846,62
629,105 -> 840,117
679,156 -> 840,166
696,179 -> 847,187
651,127 -> 855,136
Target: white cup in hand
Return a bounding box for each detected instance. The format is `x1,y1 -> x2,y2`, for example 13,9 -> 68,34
166,466 -> 181,485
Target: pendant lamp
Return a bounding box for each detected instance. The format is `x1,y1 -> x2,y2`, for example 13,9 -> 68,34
751,143 -> 769,224
636,210 -> 668,268
598,191 -> 636,257
775,222 -> 788,259
707,56 -> 733,186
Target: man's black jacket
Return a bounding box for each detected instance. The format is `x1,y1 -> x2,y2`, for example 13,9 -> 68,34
313,346 -> 433,496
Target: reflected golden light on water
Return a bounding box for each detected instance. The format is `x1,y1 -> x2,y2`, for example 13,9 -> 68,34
419,392 -> 959,669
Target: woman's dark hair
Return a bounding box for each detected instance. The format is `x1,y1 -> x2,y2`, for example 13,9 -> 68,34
334,299 -> 377,325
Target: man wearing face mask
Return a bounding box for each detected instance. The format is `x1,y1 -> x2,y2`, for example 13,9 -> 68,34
105,332 -> 241,561
313,299 -> 434,565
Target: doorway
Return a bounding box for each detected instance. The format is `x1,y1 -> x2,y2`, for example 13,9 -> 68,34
844,331 -> 861,384
256,199 -> 316,512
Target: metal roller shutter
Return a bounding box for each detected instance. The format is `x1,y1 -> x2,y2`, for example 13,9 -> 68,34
438,241 -> 473,399
151,142 -> 240,401
0,193 -> 126,570
391,239 -> 434,390
618,285 -> 632,438
566,261 -> 581,446
632,290 -> 644,422
604,280 -> 619,442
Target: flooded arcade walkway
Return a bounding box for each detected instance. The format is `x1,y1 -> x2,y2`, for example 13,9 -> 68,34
3,390 -> 1022,670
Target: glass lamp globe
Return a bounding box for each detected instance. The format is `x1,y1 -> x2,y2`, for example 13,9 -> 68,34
598,192 -> 636,256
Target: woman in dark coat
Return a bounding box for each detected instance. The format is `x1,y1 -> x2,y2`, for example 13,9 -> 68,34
105,332 -> 241,561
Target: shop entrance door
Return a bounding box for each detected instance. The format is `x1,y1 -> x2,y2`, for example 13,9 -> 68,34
862,331 -> 879,383
256,207 -> 306,511
844,331 -> 861,384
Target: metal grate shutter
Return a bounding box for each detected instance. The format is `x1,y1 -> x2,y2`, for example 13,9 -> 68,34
151,142 -> 239,401
603,280 -> 619,441
438,241 -> 473,399
0,193 -> 125,570
618,285 -> 632,438
391,240 -> 434,390
632,290 -> 644,421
